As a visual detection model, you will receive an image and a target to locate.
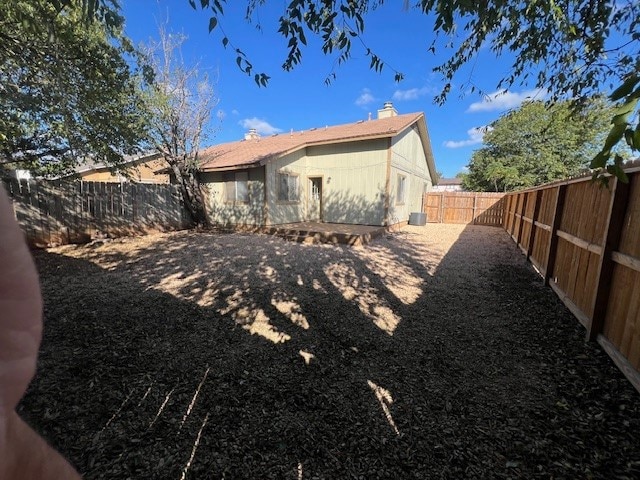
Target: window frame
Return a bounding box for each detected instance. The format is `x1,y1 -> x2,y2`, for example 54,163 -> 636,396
396,174 -> 407,205
224,171 -> 249,204
277,171 -> 300,203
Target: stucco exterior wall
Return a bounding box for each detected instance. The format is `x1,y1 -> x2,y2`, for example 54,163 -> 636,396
264,139 -> 388,226
201,167 -> 265,226
200,123 -> 434,228
388,125 -> 433,223
264,149 -> 305,225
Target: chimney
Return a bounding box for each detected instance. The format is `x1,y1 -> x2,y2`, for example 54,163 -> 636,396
377,101 -> 398,119
244,128 -> 260,141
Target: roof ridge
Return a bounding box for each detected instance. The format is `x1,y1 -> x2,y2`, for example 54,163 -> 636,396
199,111 -> 425,171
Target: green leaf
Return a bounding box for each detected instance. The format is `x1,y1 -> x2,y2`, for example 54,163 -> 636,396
613,155 -> 630,183
632,124 -> 640,150
208,17 -> 218,32
610,76 -> 640,101
602,123 -> 627,152
611,95 -> 639,125
624,128 -> 634,148
222,36 -> 228,48
590,150 -> 609,169
606,158 -> 629,183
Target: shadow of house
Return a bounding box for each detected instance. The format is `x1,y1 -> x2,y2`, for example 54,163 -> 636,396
20,221 -> 640,478
321,187 -> 385,226
198,103 -> 437,229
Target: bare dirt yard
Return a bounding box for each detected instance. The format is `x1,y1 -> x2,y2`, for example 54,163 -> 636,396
20,224 -> 640,479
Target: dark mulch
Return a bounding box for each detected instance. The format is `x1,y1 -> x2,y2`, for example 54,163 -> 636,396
19,225 -> 640,479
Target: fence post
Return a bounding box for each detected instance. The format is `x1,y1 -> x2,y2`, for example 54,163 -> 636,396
439,193 -> 444,223
472,194 -> 478,225
504,194 -> 513,234
509,194 -> 516,234
544,184 -> 567,285
513,193 -> 523,240
527,190 -> 542,260
586,177 -> 630,341
516,192 -> 528,248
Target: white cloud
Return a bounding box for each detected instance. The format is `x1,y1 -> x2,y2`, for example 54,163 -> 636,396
444,126 -> 491,149
231,109 -> 239,116
392,86 -> 433,101
467,89 -> 546,113
239,117 -> 282,135
355,88 -> 376,107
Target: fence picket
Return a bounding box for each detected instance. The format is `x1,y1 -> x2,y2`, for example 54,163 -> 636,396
502,164 -> 640,394
423,192 -> 505,226
5,180 -> 187,247
587,178 -> 631,341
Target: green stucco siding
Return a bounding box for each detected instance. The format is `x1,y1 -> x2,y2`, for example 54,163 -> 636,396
201,167 -> 265,226
200,123 -> 433,228
389,125 -> 433,223
265,139 -> 388,226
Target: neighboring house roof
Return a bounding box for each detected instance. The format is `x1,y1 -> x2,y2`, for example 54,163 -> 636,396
199,112 -> 437,178
437,177 -> 463,186
72,152 -> 162,175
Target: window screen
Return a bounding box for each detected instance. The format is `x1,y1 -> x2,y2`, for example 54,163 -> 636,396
225,171 -> 249,203
396,174 -> 406,204
277,172 -> 299,201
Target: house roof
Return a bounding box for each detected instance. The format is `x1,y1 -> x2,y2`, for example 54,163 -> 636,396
437,177 -> 463,186
72,151 -> 162,175
199,112 -> 435,176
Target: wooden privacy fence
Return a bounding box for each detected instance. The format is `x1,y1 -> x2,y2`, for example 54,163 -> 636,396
423,192 -> 505,226
3,179 -> 189,247
503,164 -> 640,393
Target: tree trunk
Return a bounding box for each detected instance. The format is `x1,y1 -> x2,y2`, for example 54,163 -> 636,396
168,162 -> 208,227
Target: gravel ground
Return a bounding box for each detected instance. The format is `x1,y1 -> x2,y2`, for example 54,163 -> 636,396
20,224 -> 640,479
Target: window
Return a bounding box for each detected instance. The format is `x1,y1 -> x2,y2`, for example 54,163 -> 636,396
277,172 -> 299,202
225,171 -> 249,203
396,174 -> 406,204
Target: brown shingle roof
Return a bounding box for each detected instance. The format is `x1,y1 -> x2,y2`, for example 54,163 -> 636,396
437,177 -> 463,186
199,112 -> 424,171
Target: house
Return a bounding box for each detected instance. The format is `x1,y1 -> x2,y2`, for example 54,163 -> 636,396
432,177 -> 464,192
198,103 -> 437,228
72,152 -> 169,184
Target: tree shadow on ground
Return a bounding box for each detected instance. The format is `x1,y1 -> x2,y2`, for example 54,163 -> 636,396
20,224 -> 640,479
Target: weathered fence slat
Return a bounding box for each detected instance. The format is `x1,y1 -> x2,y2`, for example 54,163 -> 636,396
544,185 -> 567,284
587,178 -> 631,341
422,192 -> 505,226
4,179 -> 188,247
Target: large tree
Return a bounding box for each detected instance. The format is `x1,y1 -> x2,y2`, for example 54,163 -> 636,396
0,0 -> 149,175
195,0 -> 639,178
37,0 -> 640,177
462,100 -> 616,192
141,29 -> 217,226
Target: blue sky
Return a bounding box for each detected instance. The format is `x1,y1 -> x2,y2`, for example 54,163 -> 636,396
121,1 -> 546,178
